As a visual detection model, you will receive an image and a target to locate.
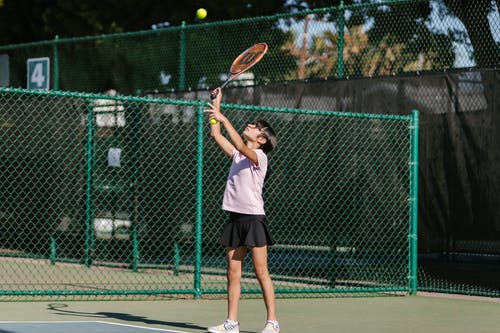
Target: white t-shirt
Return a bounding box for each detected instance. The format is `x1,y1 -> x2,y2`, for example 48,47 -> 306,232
222,148 -> 268,215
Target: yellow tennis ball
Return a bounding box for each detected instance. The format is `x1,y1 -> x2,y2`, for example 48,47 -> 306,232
196,8 -> 207,19
209,118 -> 218,125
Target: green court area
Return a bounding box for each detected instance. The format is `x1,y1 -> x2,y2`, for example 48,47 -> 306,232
0,295 -> 498,333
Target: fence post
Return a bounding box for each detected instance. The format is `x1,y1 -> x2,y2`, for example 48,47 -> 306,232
193,106 -> 205,299
336,1 -> 345,78
84,102 -> 96,268
50,236 -> 57,265
130,105 -> 141,271
173,242 -> 180,276
409,109 -> 419,294
52,35 -> 59,90
178,21 -> 186,91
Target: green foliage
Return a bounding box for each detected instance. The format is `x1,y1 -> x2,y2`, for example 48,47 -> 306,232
0,0 -> 286,45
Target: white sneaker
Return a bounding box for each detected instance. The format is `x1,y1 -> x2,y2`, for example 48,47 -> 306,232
261,320 -> 280,333
207,319 -> 240,333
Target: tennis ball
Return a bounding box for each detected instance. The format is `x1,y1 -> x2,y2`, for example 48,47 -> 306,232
209,118 -> 218,125
196,8 -> 207,20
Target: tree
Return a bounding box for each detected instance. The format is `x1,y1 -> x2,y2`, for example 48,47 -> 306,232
0,0 -> 286,45
287,0 -> 500,70
282,20 -> 370,79
443,0 -> 500,67
0,0 -> 290,93
281,2 -> 454,79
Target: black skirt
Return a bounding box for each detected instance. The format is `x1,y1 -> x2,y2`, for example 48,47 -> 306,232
220,212 -> 275,247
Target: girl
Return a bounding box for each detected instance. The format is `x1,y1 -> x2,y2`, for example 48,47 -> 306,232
204,88 -> 279,333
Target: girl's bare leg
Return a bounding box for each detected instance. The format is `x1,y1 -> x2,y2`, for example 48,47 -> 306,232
226,246 -> 247,321
251,246 -> 276,321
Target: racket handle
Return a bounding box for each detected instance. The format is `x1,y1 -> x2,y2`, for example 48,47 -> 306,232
210,79 -> 231,99
209,85 -> 223,122
208,90 -> 219,123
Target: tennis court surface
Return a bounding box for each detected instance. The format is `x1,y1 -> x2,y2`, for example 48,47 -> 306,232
0,294 -> 499,333
0,321 -> 183,333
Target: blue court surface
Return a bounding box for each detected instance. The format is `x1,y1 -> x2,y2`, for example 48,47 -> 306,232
0,321 -> 187,333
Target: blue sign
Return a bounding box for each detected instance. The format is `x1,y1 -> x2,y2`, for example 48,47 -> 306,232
27,57 -> 50,90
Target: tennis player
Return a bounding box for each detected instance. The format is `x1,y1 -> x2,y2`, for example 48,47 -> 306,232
204,87 -> 279,333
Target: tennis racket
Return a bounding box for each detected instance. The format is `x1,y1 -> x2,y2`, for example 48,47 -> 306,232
210,42 -> 268,100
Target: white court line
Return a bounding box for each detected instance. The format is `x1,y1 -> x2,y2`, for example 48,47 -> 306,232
95,320 -> 192,332
0,321 -> 90,323
0,320 -> 191,333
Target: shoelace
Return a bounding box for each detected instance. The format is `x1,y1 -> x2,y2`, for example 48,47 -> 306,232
223,320 -> 239,331
263,321 -> 279,333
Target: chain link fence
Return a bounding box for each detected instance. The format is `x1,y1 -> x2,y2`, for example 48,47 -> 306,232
0,0 -> 498,300
165,70 -> 499,299
0,0 -> 498,95
0,87 -> 417,300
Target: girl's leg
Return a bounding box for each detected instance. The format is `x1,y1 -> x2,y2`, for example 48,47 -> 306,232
250,246 -> 276,321
226,246 -> 247,321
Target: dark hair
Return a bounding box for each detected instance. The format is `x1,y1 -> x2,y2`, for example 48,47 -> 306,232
254,119 -> 276,153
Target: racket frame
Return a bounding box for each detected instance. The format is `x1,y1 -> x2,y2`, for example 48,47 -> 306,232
211,42 -> 268,99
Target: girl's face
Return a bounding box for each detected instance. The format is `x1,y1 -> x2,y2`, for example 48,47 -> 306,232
243,122 -> 266,142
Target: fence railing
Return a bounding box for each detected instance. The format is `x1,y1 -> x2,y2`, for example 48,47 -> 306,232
0,87 -> 417,300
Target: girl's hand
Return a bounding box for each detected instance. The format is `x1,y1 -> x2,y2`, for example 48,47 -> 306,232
211,87 -> 222,106
204,88 -> 225,123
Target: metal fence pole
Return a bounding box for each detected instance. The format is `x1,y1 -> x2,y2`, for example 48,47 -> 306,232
130,105 -> 141,271
409,109 -> 419,294
52,35 -> 59,90
178,21 -> 186,91
84,101 -> 96,268
194,105 -> 205,299
336,1 -> 345,78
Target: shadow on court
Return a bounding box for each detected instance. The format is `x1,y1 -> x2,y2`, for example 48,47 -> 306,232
47,303 -> 209,332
